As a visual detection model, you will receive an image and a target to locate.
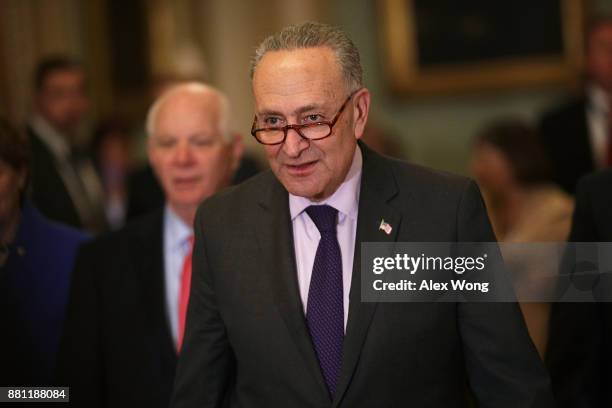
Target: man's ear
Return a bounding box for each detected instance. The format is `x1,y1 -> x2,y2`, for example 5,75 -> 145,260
352,88 -> 371,140
146,136 -> 161,178
145,136 -> 154,164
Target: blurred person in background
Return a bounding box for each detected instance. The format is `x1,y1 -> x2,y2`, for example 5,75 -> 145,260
546,168 -> 612,408
91,119 -> 133,230
540,17 -> 612,194
470,119 -> 574,357
27,55 -> 106,232
0,117 -> 89,386
127,61 -> 262,221
57,83 -> 242,408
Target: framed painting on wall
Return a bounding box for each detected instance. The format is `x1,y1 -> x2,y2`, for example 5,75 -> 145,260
378,0 -> 586,95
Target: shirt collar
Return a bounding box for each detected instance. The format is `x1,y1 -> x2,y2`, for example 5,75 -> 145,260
164,204 -> 193,251
289,144 -> 362,221
29,114 -> 71,160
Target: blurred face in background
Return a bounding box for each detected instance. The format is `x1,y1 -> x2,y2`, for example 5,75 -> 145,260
147,87 -> 241,222
0,160 -> 26,226
587,22 -> 612,92
252,47 -> 369,201
97,132 -> 132,191
99,133 -> 130,166
35,68 -> 90,134
469,141 -> 514,198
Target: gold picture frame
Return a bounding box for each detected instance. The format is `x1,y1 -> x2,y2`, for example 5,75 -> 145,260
379,0 -> 586,95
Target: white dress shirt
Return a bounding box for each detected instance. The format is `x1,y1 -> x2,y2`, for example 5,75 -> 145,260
163,205 -> 194,346
290,146 -> 362,332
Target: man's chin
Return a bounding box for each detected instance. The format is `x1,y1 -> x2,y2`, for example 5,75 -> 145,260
283,183 -> 325,201
168,193 -> 210,209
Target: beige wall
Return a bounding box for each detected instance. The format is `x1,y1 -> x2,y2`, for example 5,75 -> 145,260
143,0 -> 328,156
0,0 -> 86,125
3,0 -> 612,171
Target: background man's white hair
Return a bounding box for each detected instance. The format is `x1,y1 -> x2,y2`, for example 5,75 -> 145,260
145,82 -> 231,142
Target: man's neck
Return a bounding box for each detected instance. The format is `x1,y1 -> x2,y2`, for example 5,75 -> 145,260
167,203 -> 196,229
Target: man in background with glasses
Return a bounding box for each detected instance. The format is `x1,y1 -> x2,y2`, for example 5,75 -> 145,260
172,22 -> 553,407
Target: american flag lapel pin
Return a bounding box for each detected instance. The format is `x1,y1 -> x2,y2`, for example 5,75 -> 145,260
379,219 -> 392,235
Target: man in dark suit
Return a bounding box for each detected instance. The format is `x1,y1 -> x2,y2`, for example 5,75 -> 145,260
546,169 -> 612,407
27,56 -> 106,232
171,22 -> 553,407
539,18 -> 612,194
56,83 -> 242,407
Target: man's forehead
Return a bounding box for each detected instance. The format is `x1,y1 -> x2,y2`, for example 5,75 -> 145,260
254,48 -> 343,85
42,69 -> 85,87
252,48 -> 346,111
156,99 -> 219,131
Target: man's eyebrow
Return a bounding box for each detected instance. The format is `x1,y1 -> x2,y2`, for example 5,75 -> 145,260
295,104 -> 324,115
257,109 -> 284,117
257,104 -> 326,117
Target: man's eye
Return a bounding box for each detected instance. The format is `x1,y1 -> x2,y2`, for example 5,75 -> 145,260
264,117 -> 283,127
192,139 -> 214,147
304,114 -> 323,123
156,139 -> 176,148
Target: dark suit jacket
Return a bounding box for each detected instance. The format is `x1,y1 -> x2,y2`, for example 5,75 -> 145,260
171,144 -> 553,407
56,210 -> 177,407
546,170 -> 612,407
539,98 -> 596,195
27,126 -> 84,229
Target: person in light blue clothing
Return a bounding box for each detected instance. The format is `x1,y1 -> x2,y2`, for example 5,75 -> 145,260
0,117 -> 89,386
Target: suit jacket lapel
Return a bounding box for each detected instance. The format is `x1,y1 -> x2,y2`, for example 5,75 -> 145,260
333,143 -> 403,407
254,175 -> 330,399
135,210 -> 177,367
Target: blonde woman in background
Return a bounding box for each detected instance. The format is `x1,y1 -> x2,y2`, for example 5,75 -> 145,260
470,119 -> 574,358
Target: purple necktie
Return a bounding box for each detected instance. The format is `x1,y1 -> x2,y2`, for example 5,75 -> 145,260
305,205 -> 344,398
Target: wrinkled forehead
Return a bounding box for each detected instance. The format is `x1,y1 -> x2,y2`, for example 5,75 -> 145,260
252,48 -> 347,112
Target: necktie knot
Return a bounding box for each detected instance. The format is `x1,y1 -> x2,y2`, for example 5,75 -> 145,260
306,205 -> 338,234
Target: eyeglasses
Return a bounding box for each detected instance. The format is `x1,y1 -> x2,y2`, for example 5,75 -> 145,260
250,89 -> 360,145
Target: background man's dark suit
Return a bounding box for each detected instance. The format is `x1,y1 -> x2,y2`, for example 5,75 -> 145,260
546,169 -> 612,407
172,144 -> 552,407
28,127 -> 84,229
57,209 -> 177,408
539,98 -> 595,194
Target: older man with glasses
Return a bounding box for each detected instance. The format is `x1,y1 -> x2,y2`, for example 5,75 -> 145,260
172,22 -> 553,408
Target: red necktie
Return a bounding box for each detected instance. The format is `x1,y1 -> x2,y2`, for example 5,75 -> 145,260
177,235 -> 194,352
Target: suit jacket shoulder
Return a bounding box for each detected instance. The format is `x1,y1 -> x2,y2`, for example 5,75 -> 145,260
27,127 -> 84,228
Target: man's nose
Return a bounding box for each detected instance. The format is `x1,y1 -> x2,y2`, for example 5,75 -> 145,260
282,128 -> 309,158
174,143 -> 195,165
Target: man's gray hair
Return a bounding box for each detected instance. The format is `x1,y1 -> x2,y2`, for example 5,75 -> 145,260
145,82 -> 231,142
250,21 -> 363,92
